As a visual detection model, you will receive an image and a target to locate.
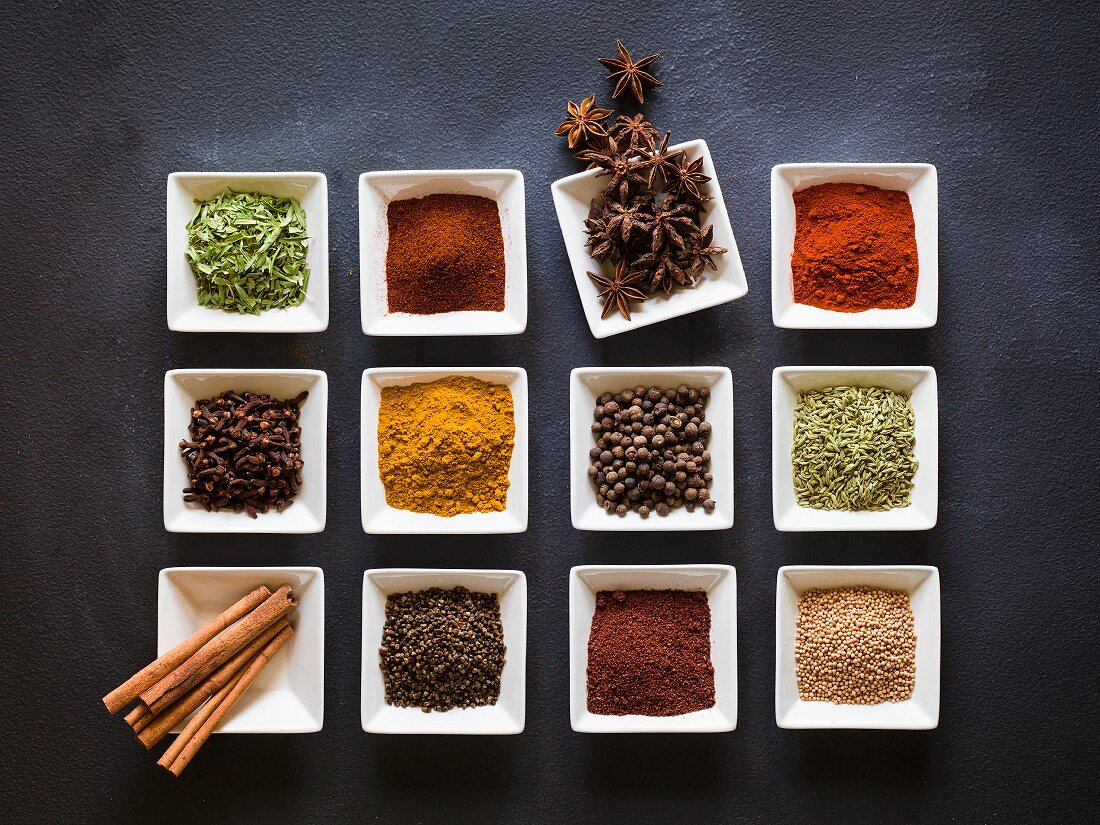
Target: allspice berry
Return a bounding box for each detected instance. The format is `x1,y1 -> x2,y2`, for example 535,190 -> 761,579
587,384 -> 716,518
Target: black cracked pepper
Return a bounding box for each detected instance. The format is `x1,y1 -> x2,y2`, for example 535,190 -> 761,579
379,586 -> 506,712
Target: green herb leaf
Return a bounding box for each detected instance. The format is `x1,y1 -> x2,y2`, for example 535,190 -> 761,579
185,190 -> 311,314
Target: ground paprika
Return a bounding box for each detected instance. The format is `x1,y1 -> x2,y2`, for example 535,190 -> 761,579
791,182 -> 918,312
385,193 -> 506,314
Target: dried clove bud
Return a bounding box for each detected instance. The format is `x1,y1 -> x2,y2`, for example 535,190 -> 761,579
180,390 -> 306,517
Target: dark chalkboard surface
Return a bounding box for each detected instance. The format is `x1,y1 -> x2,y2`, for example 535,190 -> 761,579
1,1 -> 1097,822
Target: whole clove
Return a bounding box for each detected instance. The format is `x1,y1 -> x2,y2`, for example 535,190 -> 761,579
180,390 -> 306,517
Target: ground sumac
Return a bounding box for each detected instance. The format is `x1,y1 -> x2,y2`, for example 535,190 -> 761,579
586,589 -> 715,716
385,193 -> 506,314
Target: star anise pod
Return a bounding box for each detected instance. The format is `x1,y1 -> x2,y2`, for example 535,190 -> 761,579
609,114 -> 660,151
588,261 -> 648,319
574,135 -> 622,171
555,93 -> 614,149
681,225 -> 727,277
638,132 -> 677,186
583,203 -> 616,262
665,152 -> 711,202
644,201 -> 699,252
635,249 -> 693,295
603,196 -> 652,246
598,40 -> 662,104
578,136 -> 650,203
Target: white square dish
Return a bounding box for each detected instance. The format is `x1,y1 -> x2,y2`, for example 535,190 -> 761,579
166,171 -> 328,333
359,169 -> 527,336
569,565 -> 737,733
360,367 -> 528,534
361,568 -> 526,735
775,565 -> 940,729
551,139 -> 748,339
772,366 -> 937,531
771,163 -> 937,329
163,369 -> 327,533
158,566 -> 324,733
569,367 -> 734,531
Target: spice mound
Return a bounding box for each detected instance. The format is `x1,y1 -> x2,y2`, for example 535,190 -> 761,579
385,193 -> 506,314
587,589 -> 715,716
791,182 -> 917,312
377,376 -> 514,516
181,390 -> 306,517
792,385 -> 917,511
101,583 -> 297,777
380,586 -> 506,712
589,384 -> 715,517
186,191 -> 310,314
796,586 -> 916,704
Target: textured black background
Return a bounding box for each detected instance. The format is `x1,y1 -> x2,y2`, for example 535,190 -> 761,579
2,1 -> 1098,822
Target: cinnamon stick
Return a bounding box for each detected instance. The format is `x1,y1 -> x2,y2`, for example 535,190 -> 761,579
140,584 -> 295,716
160,624 -> 294,777
157,663 -> 249,771
125,704 -> 151,733
102,585 -> 271,714
136,618 -> 289,750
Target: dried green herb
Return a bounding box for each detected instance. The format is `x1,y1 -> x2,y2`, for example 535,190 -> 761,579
186,191 -> 311,314
792,386 -> 917,511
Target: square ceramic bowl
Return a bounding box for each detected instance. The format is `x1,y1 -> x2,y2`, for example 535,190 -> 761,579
361,568 -> 526,734
551,140 -> 748,339
772,366 -> 937,531
158,566 -> 324,733
166,171 -> 328,332
775,565 -> 940,729
771,163 -> 937,329
569,565 -> 737,733
570,367 -> 734,531
361,367 -> 528,534
359,169 -> 527,336
163,369 -> 327,533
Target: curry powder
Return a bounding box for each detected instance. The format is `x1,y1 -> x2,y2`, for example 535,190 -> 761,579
377,376 -> 514,516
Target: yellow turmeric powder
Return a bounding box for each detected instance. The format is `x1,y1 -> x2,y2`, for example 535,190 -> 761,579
377,376 -> 515,516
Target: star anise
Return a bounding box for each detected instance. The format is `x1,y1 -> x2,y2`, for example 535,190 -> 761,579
574,135 -> 621,171
635,249 -> 693,295
603,196 -> 652,246
681,225 -> 727,277
583,203 -> 616,262
644,201 -> 700,252
588,262 -> 648,319
598,40 -> 662,104
578,136 -> 650,202
609,114 -> 660,151
555,93 -> 613,149
665,153 -> 711,202
638,132 -> 677,186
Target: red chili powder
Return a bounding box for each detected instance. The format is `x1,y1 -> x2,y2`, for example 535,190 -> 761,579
791,182 -> 918,312
586,589 -> 715,716
385,193 -> 506,314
